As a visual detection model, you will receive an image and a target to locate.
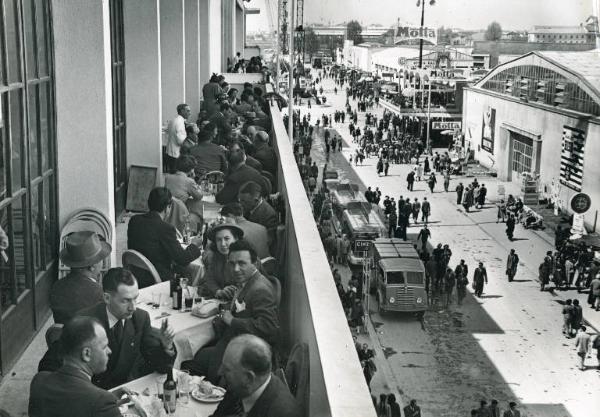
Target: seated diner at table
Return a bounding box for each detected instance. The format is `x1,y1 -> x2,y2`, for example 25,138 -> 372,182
181,240 -> 280,384
127,187 -> 203,288
39,268 -> 176,390
210,334 -> 301,417
215,141 -> 267,205
50,231 -> 110,325
29,316 -> 125,417
201,222 -> 243,298
220,202 -> 270,259
188,124 -> 228,175
164,155 -> 204,221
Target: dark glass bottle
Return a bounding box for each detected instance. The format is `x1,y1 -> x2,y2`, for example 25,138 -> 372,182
171,276 -> 180,310
163,366 -> 177,412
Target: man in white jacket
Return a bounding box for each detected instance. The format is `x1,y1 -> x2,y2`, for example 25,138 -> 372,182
165,103 -> 191,172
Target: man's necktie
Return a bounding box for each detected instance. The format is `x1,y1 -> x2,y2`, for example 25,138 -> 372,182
113,319 -> 124,346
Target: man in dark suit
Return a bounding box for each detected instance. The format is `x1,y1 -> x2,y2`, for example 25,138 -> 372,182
238,181 -> 279,252
502,402 -> 521,417
216,141 -> 267,204
404,399 -> 422,417
182,240 -> 279,383
29,316 -> 123,417
211,334 -> 300,417
252,131 -> 278,175
50,231 -> 110,324
39,268 -> 176,390
127,187 -> 202,288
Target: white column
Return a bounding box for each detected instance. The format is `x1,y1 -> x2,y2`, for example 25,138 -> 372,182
199,0 -> 211,95
235,3 -> 244,56
185,0 -> 201,118
124,0 -> 163,174
160,0 -> 186,124
221,0 -> 234,71
52,0 -> 116,263
208,0 -> 222,74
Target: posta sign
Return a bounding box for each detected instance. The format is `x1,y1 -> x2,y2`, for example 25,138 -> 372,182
395,26 -> 437,44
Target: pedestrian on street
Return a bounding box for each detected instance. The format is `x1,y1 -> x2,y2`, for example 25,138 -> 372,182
443,171 -> 450,192
489,400 -> 501,417
497,199 -> 507,223
456,262 -> 469,306
421,197 -> 431,223
574,325 -> 591,370
476,184 -> 487,208
377,158 -> 384,176
424,157 -> 430,173
455,182 -> 464,204
593,333 -> 600,370
384,159 -> 390,176
562,299 -> 574,337
427,173 -> 437,193
444,267 -> 456,307
506,214 -> 516,241
473,262 -> 488,297
403,399 -> 422,417
388,211 -> 398,238
411,198 -> 421,224
387,394 -> 401,417
464,186 -> 475,212
477,401 -> 491,417
406,170 -> 415,191
571,299 -> 583,334
590,273 -> 600,311
377,394 -> 391,417
417,225 -> 431,252
416,163 -> 424,181
502,402 -> 521,417
506,249 -> 519,282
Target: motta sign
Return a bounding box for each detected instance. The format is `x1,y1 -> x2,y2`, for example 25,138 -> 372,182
432,121 -> 461,130
395,26 -> 437,44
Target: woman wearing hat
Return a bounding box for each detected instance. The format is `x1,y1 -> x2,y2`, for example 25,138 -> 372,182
49,231 -> 111,324
201,222 -> 244,300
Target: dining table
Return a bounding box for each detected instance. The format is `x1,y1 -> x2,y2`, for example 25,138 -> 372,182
113,369 -> 220,417
137,281 -> 216,368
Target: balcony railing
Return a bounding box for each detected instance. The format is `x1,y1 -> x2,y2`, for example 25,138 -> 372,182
268,92 -> 377,417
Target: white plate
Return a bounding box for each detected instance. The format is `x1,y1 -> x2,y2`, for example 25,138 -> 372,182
191,385 -> 226,403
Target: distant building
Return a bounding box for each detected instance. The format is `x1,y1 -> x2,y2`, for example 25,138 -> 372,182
471,41 -> 596,69
463,50 -> 600,229
528,25 -> 597,44
310,24 -> 391,56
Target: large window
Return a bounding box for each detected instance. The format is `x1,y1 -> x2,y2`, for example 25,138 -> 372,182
110,0 -> 127,218
0,0 -> 56,372
480,64 -> 600,116
511,133 -> 534,175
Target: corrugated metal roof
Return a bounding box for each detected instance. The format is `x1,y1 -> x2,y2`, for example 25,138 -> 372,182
537,50 -> 600,97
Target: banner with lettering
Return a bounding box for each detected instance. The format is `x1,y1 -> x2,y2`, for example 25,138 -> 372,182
559,125 -> 586,192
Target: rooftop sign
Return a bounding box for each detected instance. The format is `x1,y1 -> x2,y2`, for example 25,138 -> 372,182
395,26 -> 437,45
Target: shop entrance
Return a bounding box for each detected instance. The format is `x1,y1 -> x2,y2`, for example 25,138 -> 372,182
511,131 -> 534,183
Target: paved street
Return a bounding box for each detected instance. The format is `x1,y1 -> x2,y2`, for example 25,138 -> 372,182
296,76 -> 600,417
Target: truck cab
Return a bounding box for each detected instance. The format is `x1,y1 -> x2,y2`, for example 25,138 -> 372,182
375,258 -> 427,313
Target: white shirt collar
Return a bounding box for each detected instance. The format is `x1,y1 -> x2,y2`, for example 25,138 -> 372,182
106,307 -> 122,329
241,374 -> 271,413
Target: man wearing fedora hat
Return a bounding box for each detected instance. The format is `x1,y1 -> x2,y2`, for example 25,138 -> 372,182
50,231 -> 111,324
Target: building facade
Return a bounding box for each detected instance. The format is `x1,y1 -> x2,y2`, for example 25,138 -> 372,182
528,25 -> 597,44
0,0 -> 246,375
463,51 -> 600,229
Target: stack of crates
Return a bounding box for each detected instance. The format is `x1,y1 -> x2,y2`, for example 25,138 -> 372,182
521,174 -> 539,205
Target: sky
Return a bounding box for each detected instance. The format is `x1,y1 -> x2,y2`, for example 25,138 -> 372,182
246,0 -> 597,33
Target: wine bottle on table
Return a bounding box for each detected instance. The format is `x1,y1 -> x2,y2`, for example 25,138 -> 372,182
171,276 -> 180,310
163,366 -> 177,413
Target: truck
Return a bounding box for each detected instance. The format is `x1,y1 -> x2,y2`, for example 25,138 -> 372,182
330,183 -> 365,218
340,202 -> 386,273
369,238 -> 428,314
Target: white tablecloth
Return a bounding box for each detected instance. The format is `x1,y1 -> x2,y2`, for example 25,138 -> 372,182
114,371 -> 219,417
138,281 -> 216,368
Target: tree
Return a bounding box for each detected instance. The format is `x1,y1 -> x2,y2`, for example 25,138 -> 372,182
437,26 -> 452,44
378,29 -> 395,45
484,21 -> 503,41
346,20 -> 364,45
304,27 -> 319,60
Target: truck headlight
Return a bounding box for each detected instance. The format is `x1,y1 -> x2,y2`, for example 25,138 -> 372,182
389,297 -> 395,303
416,297 -> 423,304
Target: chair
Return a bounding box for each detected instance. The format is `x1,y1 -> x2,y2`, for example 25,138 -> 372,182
284,342 -> 309,417
45,323 -> 64,348
122,249 -> 162,285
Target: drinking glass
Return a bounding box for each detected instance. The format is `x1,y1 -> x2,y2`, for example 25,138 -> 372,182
184,287 -> 195,311
177,371 -> 191,404
155,375 -> 166,399
151,292 -> 161,309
